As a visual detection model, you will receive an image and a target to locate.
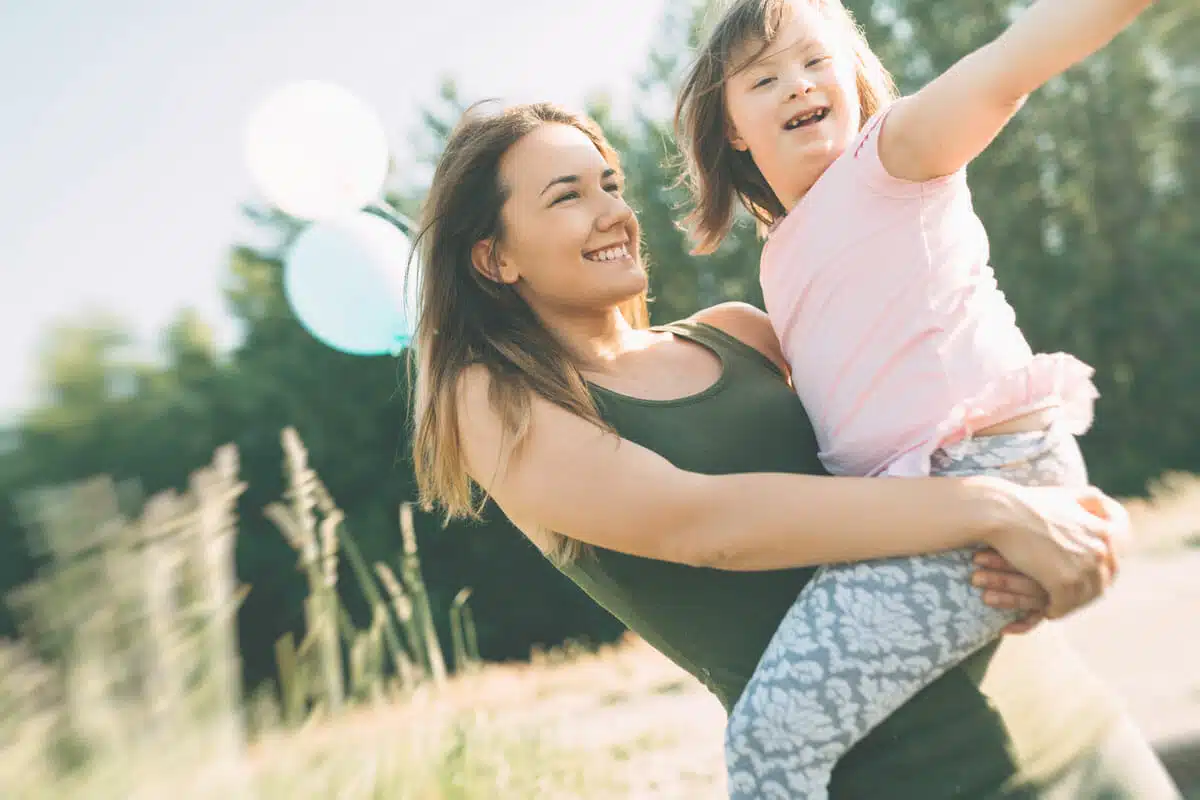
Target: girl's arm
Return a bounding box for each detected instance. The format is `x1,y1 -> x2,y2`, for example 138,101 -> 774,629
455,360 -> 1122,618
879,0 -> 1155,182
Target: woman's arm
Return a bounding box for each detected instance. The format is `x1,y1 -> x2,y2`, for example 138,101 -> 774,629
457,362 -> 988,568
694,302 -> 1074,629
880,0 -> 1154,182
456,360 -> 1120,617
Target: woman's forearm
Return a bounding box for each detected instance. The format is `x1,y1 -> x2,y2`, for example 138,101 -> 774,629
684,472 -> 1006,571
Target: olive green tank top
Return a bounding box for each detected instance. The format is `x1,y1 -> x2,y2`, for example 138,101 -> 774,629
557,319 -> 1125,798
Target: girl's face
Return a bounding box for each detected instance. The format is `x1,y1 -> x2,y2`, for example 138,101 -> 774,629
724,1 -> 861,209
476,123 -> 646,319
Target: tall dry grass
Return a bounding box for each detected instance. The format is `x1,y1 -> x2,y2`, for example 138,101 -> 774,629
1122,471 -> 1200,554
0,429 -> 571,799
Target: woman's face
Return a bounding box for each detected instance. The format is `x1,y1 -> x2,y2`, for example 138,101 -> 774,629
481,123 -> 646,316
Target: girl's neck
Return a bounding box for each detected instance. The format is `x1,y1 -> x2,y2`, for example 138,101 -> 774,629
777,168 -> 825,213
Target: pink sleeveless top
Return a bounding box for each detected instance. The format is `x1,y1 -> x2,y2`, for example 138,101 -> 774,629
760,107 -> 1097,477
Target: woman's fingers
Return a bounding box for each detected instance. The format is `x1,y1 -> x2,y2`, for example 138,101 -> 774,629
980,587 -> 1048,612
973,569 -> 1049,608
972,548 -> 1014,571
1078,487 -> 1128,577
1096,495 -> 1128,579
971,552 -> 1050,627
1045,527 -> 1110,618
974,494 -> 1121,617
1078,519 -> 1117,605
1040,494 -> 1122,618
987,484 -> 1125,621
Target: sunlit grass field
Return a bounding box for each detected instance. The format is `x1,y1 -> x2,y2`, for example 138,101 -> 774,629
2,432 -> 1196,798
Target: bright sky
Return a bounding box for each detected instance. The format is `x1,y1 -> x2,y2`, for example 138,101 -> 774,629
0,0 -> 669,418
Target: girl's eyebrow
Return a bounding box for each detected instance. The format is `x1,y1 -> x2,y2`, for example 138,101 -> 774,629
736,35 -> 818,75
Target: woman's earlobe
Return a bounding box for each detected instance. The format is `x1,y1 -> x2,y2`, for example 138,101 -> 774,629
495,258 -> 519,284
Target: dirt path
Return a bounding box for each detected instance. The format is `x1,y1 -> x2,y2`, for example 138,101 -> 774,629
1057,549 -> 1200,794
1059,550 -> 1200,744
540,549 -> 1200,797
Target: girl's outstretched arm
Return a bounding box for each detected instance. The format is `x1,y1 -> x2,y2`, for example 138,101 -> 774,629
879,0 -> 1155,182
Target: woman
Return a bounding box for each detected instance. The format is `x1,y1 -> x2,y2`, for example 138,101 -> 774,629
411,102 -> 1178,798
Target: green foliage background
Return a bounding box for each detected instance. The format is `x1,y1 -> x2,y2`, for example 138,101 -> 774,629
2,0 -> 1195,693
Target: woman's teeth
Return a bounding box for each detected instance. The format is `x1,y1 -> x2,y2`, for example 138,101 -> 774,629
584,245 -> 630,262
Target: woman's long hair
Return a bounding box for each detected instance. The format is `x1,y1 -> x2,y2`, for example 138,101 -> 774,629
411,102 -> 649,565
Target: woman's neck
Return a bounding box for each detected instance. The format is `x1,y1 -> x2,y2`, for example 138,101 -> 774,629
539,305 -> 653,372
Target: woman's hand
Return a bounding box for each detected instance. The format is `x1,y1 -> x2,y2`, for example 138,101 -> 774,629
972,549 -> 1048,634
977,480 -> 1129,619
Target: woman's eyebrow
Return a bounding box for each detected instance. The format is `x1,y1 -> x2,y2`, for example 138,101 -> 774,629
540,168 -> 617,196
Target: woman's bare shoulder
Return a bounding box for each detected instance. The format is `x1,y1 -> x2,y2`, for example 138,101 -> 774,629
689,302 -> 788,376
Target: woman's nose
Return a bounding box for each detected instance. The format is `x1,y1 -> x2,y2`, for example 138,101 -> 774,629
596,193 -> 633,230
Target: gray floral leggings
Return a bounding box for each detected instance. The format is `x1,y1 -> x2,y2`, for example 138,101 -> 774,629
725,426 -> 1089,799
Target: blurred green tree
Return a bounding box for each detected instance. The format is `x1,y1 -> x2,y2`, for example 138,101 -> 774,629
1,0 -> 1195,692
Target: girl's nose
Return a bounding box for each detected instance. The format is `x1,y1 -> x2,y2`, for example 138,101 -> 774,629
783,66 -> 816,98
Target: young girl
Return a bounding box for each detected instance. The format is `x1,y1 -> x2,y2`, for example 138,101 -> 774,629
675,0 -> 1153,797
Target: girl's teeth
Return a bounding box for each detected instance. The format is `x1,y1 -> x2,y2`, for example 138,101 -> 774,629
787,108 -> 828,129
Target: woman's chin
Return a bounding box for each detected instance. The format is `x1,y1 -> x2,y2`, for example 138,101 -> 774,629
592,255 -> 646,286
586,280 -> 646,313
612,264 -> 649,296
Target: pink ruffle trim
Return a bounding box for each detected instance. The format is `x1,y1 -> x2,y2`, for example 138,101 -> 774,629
884,352 -> 1099,478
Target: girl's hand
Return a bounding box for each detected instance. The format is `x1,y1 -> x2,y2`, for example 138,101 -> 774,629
972,549 -> 1047,635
